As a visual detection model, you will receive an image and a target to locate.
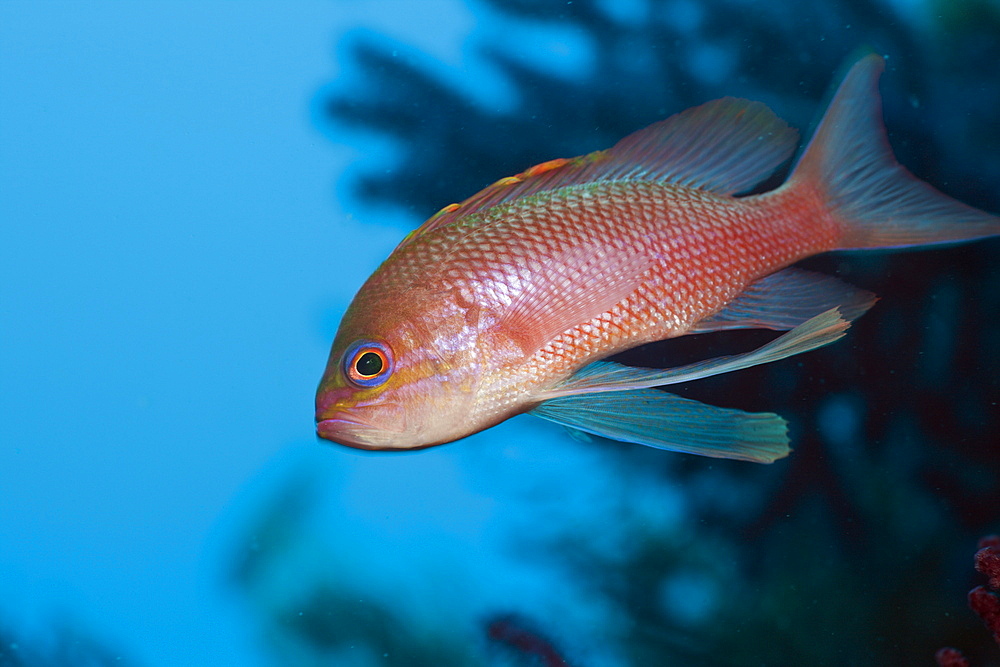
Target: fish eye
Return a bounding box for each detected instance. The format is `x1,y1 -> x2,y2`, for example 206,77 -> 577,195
343,340 -> 393,387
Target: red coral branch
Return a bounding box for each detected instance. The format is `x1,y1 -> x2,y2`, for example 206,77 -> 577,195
975,535 -> 1000,591
936,535 -> 1000,664
486,614 -> 570,667
971,534 -> 1000,647
968,586 -> 1000,647
935,647 -> 970,667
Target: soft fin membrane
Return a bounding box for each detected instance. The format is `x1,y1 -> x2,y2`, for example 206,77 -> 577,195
530,309 -> 858,463
532,389 -> 790,463
539,308 -> 855,398
787,53 -> 1000,249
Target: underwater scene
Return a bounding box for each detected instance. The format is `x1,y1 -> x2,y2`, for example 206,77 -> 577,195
2,1 -> 999,665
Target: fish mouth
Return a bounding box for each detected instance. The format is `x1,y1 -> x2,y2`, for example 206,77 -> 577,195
316,416 -> 372,448
315,412 -> 407,450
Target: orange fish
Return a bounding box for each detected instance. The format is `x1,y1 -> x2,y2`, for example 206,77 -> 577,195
315,54 -> 1000,462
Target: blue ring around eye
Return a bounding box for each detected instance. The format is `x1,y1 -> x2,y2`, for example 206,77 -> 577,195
342,339 -> 394,388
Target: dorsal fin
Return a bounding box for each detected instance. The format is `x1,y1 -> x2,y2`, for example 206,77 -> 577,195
597,97 -> 799,194
398,98 -> 799,248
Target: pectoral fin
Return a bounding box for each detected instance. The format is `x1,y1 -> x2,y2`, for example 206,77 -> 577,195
494,244 -> 653,356
530,389 -> 789,463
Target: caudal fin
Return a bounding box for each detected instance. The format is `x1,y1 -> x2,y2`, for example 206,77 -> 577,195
787,53 -> 1000,250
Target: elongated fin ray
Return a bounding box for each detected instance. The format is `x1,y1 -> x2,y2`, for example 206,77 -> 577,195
691,268 -> 876,332
788,53 -> 1000,249
540,308 -> 851,399
531,389 -> 790,463
401,98 -> 799,247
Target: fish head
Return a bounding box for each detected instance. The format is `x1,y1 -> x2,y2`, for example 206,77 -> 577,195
315,285 -> 484,450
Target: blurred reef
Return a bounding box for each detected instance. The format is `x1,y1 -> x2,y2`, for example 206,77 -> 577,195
0,618 -> 131,667
232,0 -> 1000,665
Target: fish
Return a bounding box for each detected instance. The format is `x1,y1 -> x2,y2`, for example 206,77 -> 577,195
315,53 -> 1000,463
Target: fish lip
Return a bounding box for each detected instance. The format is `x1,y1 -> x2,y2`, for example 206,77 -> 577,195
316,416 -> 363,432
315,412 -> 406,450
316,416 -> 367,444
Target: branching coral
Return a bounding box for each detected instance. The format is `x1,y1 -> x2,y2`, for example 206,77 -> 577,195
970,535 -> 1000,646
937,535 -> 1000,666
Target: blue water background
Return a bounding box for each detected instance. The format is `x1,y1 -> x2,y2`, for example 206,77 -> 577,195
2,2 -> 998,665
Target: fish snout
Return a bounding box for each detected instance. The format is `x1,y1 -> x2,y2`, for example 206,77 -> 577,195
315,386 -> 374,447
315,385 -> 351,422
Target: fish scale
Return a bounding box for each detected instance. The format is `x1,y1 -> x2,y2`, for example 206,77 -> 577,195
316,54 -> 1000,460
427,182 -> 837,427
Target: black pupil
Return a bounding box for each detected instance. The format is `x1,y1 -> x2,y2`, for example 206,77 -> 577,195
355,351 -> 383,377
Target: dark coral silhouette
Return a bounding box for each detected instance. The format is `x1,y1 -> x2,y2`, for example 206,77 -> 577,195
230,0 -> 1000,664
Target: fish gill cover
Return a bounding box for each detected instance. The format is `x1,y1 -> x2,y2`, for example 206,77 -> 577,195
222,0 -> 1000,666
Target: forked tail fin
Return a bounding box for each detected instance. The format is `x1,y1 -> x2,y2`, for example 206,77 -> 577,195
786,53 -> 1000,250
